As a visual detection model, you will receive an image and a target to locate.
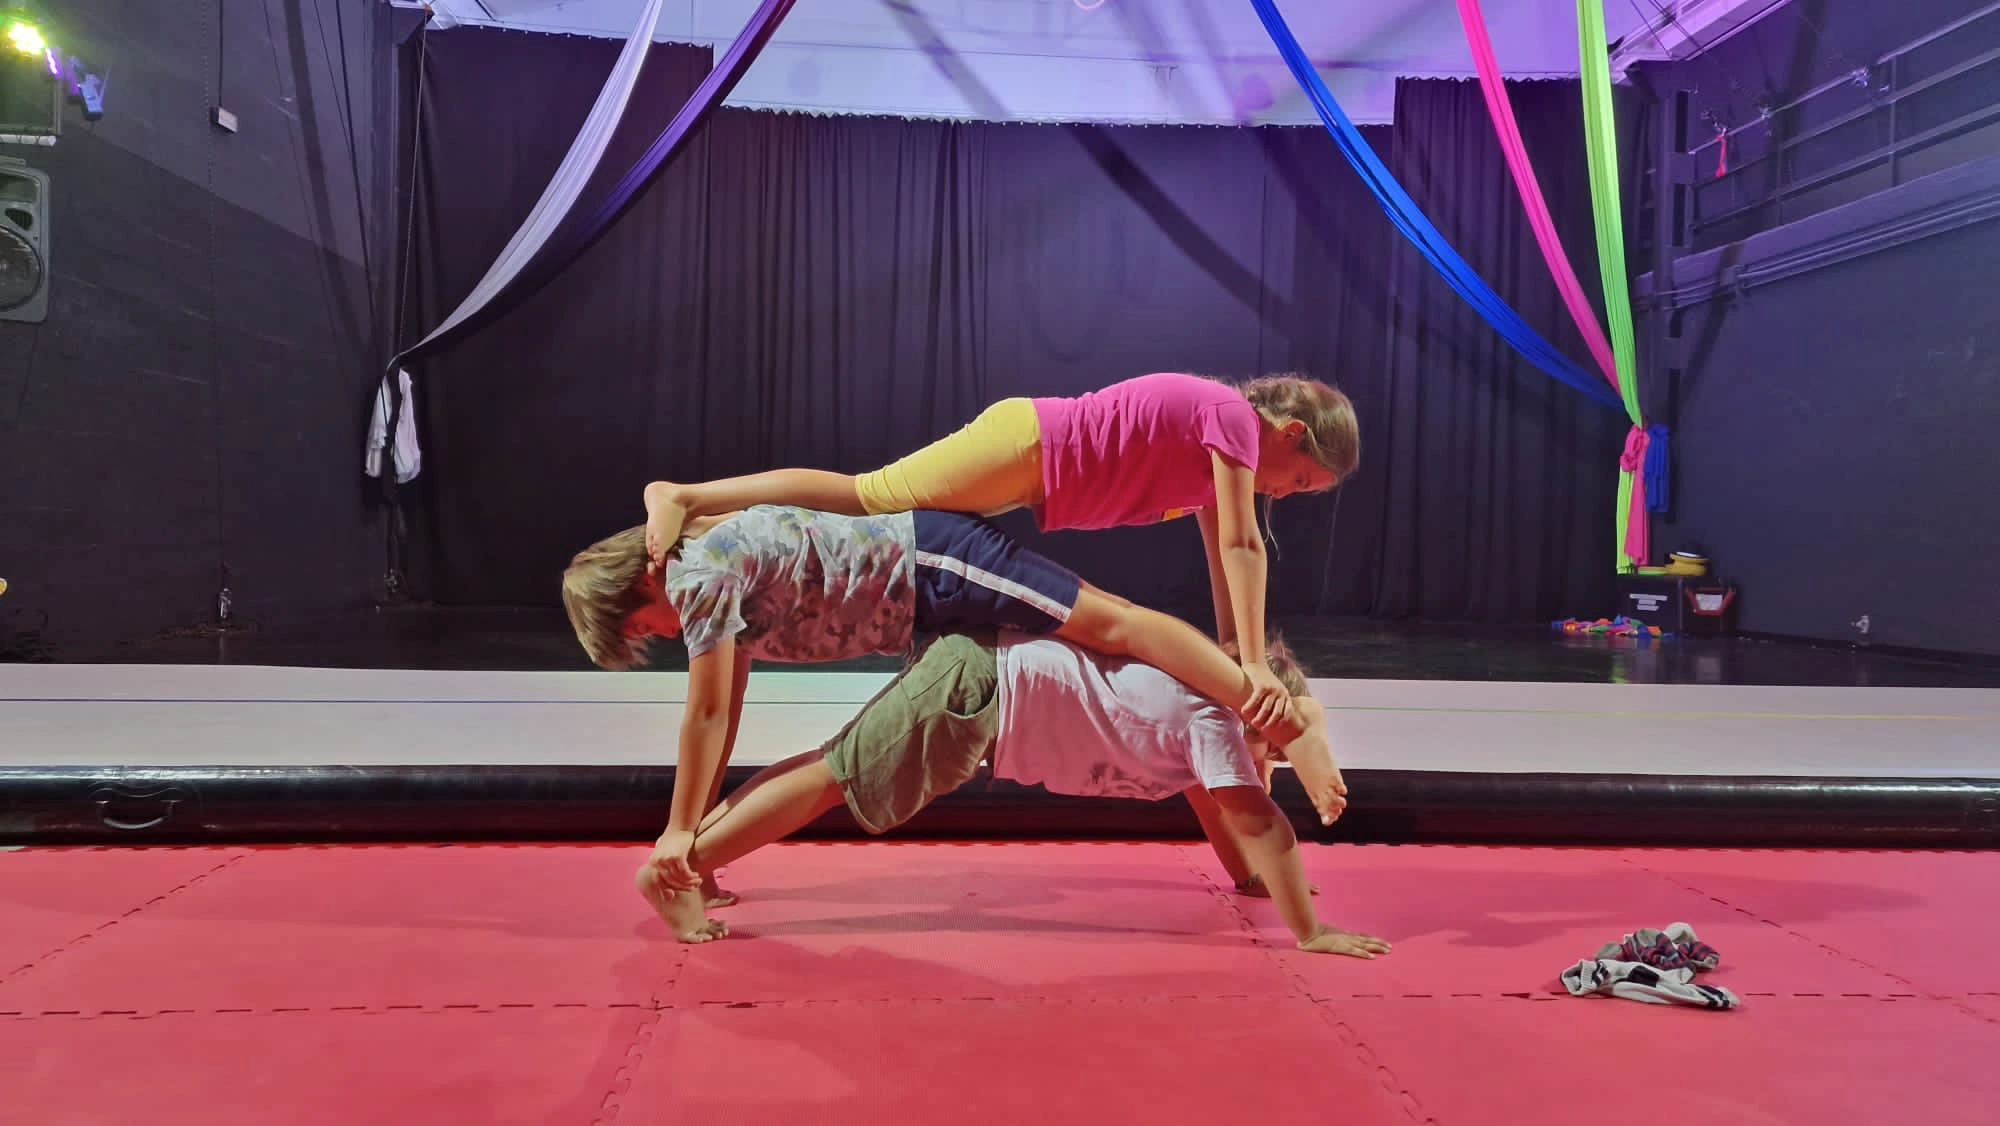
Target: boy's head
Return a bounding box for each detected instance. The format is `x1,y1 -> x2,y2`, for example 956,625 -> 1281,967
1222,634 -> 1312,776
1221,634 -> 1310,699
562,525 -> 678,670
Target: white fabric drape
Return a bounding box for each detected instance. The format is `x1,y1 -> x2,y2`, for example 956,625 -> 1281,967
366,0 -> 668,482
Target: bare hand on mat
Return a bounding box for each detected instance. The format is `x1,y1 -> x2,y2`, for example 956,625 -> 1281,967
1298,926 -> 1392,959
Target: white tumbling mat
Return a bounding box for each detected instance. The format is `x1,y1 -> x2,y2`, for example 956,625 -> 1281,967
2,664 -> 1997,777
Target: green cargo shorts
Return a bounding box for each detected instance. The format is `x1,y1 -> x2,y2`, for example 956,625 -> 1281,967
822,631 -> 1001,835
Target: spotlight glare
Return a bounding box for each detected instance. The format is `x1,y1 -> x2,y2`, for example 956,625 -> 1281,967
6,20 -> 45,56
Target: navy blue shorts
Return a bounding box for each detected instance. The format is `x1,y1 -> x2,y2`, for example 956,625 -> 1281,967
911,511 -> 1081,636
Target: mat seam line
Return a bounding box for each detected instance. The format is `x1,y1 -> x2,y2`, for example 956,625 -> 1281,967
592,1007 -> 663,1126
1177,845 -> 1440,1126
0,853 -> 248,988
5,990 -> 1993,1021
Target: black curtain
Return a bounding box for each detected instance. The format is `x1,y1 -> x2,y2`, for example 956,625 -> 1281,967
395,28 -> 715,599
1362,78 -> 1627,622
400,31 -> 1623,626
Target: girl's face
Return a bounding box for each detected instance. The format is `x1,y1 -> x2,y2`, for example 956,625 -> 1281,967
1255,419 -> 1339,498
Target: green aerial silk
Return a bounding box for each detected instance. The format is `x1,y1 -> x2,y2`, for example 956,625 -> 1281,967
1576,0 -> 1645,570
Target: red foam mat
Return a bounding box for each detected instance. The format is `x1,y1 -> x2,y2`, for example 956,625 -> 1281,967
0,1007 -> 655,1126
1617,849 -> 2000,995
5,842 -> 1993,1124
1,844 -> 675,1014
0,847 -> 246,984
613,997 -> 1420,1125
675,841 -> 1298,1003
1279,845 -> 1907,998
1321,995 -> 2000,1126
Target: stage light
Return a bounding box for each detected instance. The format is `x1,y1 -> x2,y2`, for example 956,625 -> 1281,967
6,19 -> 43,56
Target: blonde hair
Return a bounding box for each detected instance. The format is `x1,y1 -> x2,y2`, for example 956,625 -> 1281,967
561,525 -> 653,670
1239,373 -> 1359,486
1222,634 -> 1311,698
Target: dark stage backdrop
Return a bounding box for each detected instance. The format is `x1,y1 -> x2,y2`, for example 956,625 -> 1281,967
1630,0 -> 2000,656
0,0 -> 415,657
399,30 -> 1623,632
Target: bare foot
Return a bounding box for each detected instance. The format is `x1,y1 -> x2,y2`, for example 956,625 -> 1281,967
701,872 -> 740,910
643,481 -> 689,568
636,863 -> 729,943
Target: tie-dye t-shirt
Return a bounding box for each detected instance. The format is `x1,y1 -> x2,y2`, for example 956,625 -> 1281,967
662,505 -> 917,662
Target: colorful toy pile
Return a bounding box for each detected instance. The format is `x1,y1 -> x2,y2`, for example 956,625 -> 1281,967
1553,616 -> 1668,638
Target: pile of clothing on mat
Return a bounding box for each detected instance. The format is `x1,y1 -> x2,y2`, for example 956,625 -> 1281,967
1561,922 -> 1739,1010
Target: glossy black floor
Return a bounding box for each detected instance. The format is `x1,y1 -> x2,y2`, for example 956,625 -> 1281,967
16,603 -> 2000,688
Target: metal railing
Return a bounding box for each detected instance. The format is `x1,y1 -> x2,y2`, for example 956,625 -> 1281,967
1684,1 -> 2000,239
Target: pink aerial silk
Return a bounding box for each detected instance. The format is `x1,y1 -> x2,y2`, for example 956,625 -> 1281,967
1454,0 -> 1619,391
1620,426 -> 1651,564
1459,0 -> 1654,565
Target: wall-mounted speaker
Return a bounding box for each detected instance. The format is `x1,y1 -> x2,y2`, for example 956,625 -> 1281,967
0,158 -> 50,324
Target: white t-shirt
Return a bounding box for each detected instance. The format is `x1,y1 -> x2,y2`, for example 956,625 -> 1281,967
991,633 -> 1263,799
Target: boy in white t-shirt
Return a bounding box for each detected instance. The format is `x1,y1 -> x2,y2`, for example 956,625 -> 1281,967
639,630 -> 1390,959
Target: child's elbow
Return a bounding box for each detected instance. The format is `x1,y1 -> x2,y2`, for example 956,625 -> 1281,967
1222,536 -> 1266,561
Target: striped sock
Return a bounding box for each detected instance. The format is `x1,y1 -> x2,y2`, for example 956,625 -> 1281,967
1599,922 -> 1721,973
1561,958 -> 1740,1010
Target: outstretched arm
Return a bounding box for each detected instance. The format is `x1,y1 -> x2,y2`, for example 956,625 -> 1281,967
1199,452 -> 1267,661
1207,785 -> 1390,959
1185,783 -> 1319,899
1184,785 -> 1255,887
1198,453 -> 1290,730
648,637 -> 743,889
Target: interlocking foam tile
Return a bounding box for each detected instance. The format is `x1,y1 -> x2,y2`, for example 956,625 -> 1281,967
1273,845 -> 1906,999
1,1006 -> 653,1126
1322,995 -> 2000,1126
670,842 -> 1298,1004
1616,849 -> 2000,995
616,997 -> 1420,1126
0,844 -> 676,1014
0,847 -> 245,989
1963,994 -> 2000,1025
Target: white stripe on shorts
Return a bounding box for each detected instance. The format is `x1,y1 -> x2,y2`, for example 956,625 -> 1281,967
911,550 -> 1074,624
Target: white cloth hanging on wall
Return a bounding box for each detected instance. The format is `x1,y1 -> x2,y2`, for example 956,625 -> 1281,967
364,367 -> 421,484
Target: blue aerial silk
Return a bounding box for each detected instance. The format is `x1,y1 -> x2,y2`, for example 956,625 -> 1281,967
1248,0 -> 1624,412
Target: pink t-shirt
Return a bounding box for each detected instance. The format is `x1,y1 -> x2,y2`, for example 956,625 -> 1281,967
1031,372 -> 1262,531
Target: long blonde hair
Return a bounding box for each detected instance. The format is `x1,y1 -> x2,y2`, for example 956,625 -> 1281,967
1239,373 -> 1358,486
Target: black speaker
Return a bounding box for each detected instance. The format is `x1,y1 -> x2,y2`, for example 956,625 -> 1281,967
0,156 -> 49,324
